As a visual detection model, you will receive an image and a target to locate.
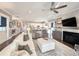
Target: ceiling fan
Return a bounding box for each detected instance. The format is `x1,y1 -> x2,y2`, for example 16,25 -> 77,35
42,2 -> 67,13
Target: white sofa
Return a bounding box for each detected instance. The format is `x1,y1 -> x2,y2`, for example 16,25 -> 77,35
0,32 -> 36,56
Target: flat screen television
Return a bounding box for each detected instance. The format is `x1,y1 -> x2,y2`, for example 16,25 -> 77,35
62,17 -> 77,27
0,16 -> 7,27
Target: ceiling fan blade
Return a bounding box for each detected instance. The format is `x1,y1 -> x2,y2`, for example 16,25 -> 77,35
42,9 -> 50,11
55,5 -> 67,9
53,9 -> 58,13
51,2 -> 54,8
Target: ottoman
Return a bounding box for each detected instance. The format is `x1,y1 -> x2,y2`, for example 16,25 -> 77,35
37,38 -> 55,53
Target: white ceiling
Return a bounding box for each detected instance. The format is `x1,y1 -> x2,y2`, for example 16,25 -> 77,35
0,2 -> 79,22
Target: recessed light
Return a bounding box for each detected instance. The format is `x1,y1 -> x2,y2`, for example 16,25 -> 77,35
28,10 -> 32,14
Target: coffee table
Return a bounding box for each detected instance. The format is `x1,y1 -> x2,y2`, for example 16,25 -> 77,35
37,38 -> 55,53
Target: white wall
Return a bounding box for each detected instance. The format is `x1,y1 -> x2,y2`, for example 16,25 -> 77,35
0,10 -> 10,44
58,8 -> 79,28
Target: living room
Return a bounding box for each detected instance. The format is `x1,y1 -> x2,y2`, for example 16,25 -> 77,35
0,2 -> 79,56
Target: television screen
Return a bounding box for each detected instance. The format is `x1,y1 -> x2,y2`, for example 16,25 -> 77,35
62,17 -> 77,27
0,16 -> 6,27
